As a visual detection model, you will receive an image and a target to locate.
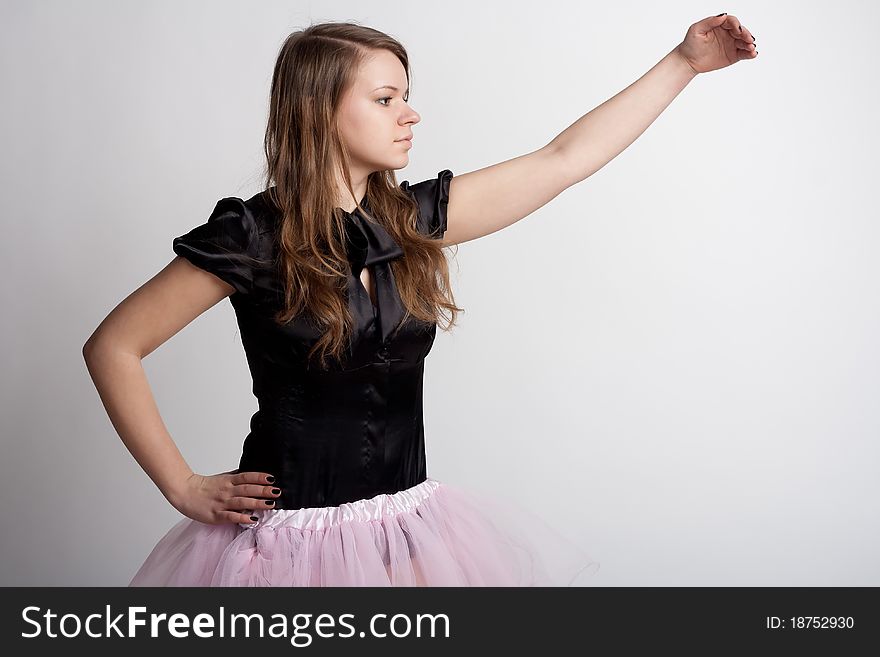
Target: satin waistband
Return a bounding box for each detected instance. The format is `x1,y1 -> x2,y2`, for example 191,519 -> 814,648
238,477 -> 441,531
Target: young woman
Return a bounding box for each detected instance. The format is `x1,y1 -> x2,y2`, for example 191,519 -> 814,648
83,16 -> 756,586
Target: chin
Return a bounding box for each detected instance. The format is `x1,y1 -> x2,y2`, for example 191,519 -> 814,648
379,156 -> 409,171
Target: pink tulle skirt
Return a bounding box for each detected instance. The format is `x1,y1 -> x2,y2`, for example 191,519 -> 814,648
128,477 -> 600,587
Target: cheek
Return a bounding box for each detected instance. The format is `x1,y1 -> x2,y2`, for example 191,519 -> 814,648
340,110 -> 376,148
345,114 -> 391,154
344,102 -> 382,135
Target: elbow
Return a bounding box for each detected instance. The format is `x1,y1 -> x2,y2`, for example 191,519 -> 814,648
83,333 -> 145,363
545,141 -> 589,190
83,326 -> 103,352
82,335 -> 100,363
82,332 -> 111,362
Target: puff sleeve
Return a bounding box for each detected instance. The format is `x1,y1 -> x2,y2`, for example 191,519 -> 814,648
400,169 -> 453,239
172,197 -> 260,296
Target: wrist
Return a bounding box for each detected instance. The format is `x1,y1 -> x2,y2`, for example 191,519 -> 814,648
670,45 -> 699,79
161,468 -> 195,508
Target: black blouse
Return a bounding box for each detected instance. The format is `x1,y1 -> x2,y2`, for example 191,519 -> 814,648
171,170 -> 454,510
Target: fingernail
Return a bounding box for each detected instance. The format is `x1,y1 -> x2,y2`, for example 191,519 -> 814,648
250,515 -> 258,521
271,488 -> 281,494
716,12 -> 726,17
264,500 -> 275,505
266,475 -> 275,483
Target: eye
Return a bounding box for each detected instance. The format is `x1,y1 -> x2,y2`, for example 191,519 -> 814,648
376,95 -> 410,106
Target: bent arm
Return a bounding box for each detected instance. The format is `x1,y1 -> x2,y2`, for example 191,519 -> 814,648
82,342 -> 195,506
82,256 -> 235,506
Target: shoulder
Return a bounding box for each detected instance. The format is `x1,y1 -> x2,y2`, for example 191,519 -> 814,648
171,190 -> 279,297
399,169 -> 453,204
399,169 -> 454,239
243,189 -> 282,236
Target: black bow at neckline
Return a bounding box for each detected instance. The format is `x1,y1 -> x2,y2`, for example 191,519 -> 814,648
338,199 -> 407,344
340,199 -> 404,274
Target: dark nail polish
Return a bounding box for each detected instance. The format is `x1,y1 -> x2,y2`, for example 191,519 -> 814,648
250,516 -> 258,521
716,12 -> 726,17
271,488 -> 281,494
265,500 -> 275,505
266,476 -> 275,483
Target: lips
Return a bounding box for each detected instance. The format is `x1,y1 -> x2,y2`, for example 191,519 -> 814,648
395,136 -> 413,142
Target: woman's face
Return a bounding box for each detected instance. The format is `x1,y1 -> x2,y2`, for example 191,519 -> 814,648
336,49 -> 420,175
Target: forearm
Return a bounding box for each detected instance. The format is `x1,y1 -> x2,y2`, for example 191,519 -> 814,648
549,47 -> 697,183
82,341 -> 193,506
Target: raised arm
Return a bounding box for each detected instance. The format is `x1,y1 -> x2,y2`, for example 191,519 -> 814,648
442,13 -> 756,247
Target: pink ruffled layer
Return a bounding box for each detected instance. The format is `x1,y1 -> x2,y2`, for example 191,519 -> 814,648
129,478 -> 599,587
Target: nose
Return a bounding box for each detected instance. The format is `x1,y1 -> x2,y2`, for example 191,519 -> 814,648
401,106 -> 420,127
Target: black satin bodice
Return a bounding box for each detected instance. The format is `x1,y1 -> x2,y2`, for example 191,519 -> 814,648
171,170 -> 453,510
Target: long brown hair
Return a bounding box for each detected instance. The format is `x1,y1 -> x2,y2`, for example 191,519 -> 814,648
260,21 -> 462,370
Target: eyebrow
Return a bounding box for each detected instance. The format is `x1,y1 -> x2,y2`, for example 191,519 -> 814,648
372,85 -> 409,93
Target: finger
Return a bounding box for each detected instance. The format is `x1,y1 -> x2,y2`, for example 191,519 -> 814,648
721,16 -> 756,47
234,483 -> 282,499
735,39 -> 757,52
224,509 -> 259,524
717,14 -> 750,41
230,471 -> 277,486
722,14 -> 743,34
737,47 -> 758,61
230,495 -> 277,509
728,17 -> 755,44
696,13 -> 730,36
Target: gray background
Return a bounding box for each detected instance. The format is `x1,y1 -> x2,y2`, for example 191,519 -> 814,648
2,0 -> 877,586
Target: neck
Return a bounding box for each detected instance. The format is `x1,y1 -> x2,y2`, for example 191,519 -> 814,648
335,165 -> 370,213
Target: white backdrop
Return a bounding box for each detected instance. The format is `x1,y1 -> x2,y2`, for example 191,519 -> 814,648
2,0 -> 878,586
